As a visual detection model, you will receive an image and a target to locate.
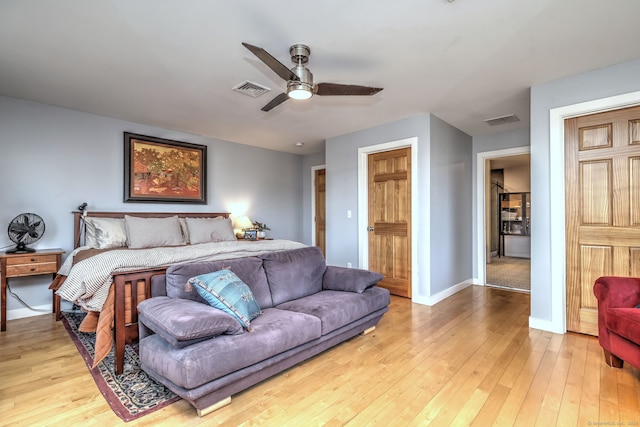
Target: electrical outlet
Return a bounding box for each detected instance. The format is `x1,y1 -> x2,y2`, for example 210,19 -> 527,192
347,210 -> 352,218
347,262 -> 352,268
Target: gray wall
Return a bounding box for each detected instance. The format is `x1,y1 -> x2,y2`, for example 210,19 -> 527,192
530,58 -> 640,330
0,96 -> 305,315
429,115 -> 473,294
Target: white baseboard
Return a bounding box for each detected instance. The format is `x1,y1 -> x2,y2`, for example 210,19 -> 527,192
413,279 -> 474,306
529,316 -> 565,334
7,304 -> 52,321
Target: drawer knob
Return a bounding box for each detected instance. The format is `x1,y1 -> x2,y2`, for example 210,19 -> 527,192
30,267 -> 36,271
30,258 -> 36,262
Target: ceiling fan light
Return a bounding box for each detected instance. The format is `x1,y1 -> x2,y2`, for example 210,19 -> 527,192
287,83 -> 312,100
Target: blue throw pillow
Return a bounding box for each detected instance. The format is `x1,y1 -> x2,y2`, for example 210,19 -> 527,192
189,269 -> 261,329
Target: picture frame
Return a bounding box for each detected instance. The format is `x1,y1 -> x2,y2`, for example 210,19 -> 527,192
124,132 -> 207,204
244,229 -> 257,240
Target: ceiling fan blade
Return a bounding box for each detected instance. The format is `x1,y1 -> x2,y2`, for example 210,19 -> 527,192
315,83 -> 383,96
242,42 -> 298,82
261,93 -> 289,112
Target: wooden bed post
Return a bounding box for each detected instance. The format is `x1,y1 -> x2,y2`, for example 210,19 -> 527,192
72,211 -> 83,249
112,267 -> 168,375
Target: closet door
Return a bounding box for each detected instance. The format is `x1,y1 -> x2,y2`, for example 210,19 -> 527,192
565,105 -> 640,335
367,147 -> 411,298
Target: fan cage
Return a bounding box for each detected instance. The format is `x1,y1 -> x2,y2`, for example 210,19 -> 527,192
7,213 -> 45,253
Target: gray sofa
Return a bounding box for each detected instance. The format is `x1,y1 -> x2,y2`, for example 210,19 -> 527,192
137,246 -> 390,416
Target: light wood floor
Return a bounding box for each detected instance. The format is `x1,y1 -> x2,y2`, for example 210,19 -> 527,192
1,286 -> 639,426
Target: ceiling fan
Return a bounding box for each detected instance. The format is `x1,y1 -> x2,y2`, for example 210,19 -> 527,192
242,42 -> 383,112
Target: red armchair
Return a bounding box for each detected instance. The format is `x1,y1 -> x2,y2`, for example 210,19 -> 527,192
593,276 -> 640,369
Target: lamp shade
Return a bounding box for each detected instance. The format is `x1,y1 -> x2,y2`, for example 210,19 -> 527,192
234,216 -> 253,230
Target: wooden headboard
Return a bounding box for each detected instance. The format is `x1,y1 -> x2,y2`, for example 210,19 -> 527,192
72,211 -> 231,249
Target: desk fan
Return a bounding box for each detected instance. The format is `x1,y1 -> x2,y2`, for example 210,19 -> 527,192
6,213 -> 45,253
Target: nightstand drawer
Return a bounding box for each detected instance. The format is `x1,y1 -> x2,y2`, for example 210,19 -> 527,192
6,261 -> 58,277
5,254 -> 58,266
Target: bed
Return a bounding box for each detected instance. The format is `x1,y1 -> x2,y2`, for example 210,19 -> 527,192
51,210 -> 305,375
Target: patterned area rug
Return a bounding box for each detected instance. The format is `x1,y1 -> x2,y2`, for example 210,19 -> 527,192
61,311 -> 180,422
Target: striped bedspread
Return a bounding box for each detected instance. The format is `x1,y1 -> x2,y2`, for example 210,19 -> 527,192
56,240 -> 306,312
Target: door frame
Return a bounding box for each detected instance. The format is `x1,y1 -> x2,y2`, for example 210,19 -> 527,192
310,164 -> 326,248
357,137 -> 419,301
476,146 -> 531,288
547,90 -> 640,334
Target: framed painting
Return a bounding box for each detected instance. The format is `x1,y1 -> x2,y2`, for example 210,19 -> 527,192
124,132 -> 207,204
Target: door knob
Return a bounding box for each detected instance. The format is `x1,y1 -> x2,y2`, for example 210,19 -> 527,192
367,226 -> 375,232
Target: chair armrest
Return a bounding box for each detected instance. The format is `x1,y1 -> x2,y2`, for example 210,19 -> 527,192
323,266 -> 383,293
593,276 -> 640,309
593,276 -> 640,356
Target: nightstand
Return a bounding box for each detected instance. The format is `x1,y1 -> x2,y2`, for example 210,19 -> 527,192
0,248 -> 64,331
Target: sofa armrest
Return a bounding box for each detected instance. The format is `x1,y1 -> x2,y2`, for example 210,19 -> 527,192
593,276 -> 640,309
138,296 -> 243,348
323,266 -> 384,293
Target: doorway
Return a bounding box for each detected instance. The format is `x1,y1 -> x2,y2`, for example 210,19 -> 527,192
547,90 -> 640,335
367,147 -> 412,297
486,154 -> 531,292
565,104 -> 640,336
476,146 -> 531,292
312,165 -> 326,256
358,137 -> 419,301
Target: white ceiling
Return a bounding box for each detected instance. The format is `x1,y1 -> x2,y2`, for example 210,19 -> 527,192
1,1 -> 640,155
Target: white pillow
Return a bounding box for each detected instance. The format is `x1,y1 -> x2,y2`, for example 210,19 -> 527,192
84,217 -> 127,249
125,215 -> 186,249
186,217 -> 236,244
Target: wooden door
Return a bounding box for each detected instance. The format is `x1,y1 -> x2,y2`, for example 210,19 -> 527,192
565,105 -> 640,335
314,168 -> 326,256
368,148 -> 411,297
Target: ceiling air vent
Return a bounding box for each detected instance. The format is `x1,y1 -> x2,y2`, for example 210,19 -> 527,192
484,114 -> 520,126
232,80 -> 271,98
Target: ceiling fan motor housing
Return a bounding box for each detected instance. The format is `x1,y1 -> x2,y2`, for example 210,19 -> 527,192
289,44 -> 310,64
290,65 -> 313,86
288,61 -> 314,99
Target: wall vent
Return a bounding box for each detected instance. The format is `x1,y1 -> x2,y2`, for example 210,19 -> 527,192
484,114 -> 520,126
232,80 -> 271,98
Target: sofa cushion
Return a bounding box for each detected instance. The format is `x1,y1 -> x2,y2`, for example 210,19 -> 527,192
262,246 -> 326,306
165,257 -> 273,308
323,266 -> 384,293
276,287 -> 390,335
139,308 -> 322,389
605,307 -> 640,344
189,269 -> 262,329
138,297 -> 243,347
